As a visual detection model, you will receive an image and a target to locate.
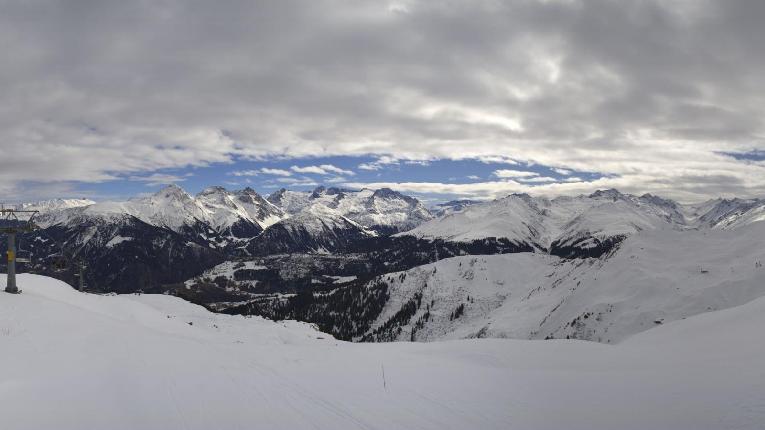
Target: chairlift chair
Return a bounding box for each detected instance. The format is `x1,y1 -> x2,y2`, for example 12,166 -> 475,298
52,253 -> 69,270
13,237 -> 32,264
15,250 -> 32,264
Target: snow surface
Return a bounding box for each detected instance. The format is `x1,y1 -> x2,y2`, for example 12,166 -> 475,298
370,222 -> 765,343
278,203 -> 375,236
0,274 -> 763,429
104,235 -> 133,248
185,260 -> 267,288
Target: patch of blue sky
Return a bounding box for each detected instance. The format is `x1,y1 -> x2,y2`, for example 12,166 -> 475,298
720,150 -> 765,162
47,155 -> 605,202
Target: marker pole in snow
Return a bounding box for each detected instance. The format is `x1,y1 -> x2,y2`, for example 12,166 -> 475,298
1,208 -> 38,294
6,231 -> 17,293
76,260 -> 85,292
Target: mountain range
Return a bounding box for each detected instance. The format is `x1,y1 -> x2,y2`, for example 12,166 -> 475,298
8,186 -> 765,344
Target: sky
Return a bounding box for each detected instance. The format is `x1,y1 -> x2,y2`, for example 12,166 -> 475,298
2,0 -> 765,204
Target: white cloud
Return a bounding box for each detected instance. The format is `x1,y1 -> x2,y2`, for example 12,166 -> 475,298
290,164 -> 355,176
340,176 -> 641,201
358,163 -> 382,171
518,176 -> 557,183
358,156 -> 401,171
467,175 -> 480,180
129,173 -> 190,187
552,168 -> 573,176
325,176 -> 348,184
231,168 -> 293,177
260,168 -> 293,177
493,169 -> 539,178
478,156 -> 519,165
230,170 -> 260,177
277,177 -> 319,186
404,160 -> 431,166
3,1 -> 765,201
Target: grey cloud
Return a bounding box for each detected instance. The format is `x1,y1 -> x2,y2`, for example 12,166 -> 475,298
1,0 -> 765,200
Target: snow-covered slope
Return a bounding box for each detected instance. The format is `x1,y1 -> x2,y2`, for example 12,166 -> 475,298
691,197 -> 765,229
364,222 -> 765,343
402,189 -> 692,257
399,193 -> 548,249
232,187 -> 284,228
249,204 -> 376,254
268,186 -> 432,233
408,190 -> 765,257
1,274 -> 763,430
195,186 -> 284,236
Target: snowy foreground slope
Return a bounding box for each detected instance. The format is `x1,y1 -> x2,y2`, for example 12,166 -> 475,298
1,275 -> 764,430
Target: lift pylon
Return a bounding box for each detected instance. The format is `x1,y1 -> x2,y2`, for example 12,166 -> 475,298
1,207 -> 38,294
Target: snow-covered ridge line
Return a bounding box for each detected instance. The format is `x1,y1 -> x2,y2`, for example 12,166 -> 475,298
33,184 -> 285,236
400,188 -> 765,255
13,198 -> 96,212
266,185 -> 433,234
31,184 -> 433,240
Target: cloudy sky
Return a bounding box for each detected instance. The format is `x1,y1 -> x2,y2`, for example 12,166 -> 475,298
2,0 -> 764,203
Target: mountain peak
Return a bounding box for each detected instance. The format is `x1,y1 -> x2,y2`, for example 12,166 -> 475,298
238,186 -> 258,195
153,184 -> 192,200
509,192 -> 533,202
588,189 -> 626,200
198,186 -> 228,196
311,186 -> 327,198
325,187 -> 352,196
640,193 -> 678,209
372,187 -> 398,197
267,188 -> 288,203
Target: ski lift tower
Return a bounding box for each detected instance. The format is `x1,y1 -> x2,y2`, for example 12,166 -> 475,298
0,207 -> 38,294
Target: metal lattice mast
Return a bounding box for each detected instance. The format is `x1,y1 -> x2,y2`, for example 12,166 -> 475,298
1,207 -> 38,294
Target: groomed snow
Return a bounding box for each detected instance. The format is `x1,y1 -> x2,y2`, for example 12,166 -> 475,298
1,274 -> 763,429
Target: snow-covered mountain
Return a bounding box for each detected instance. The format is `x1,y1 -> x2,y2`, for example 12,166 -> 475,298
406,190 -> 765,257
17,185 -> 433,292
257,220 -> 765,344
689,197 -> 765,229
19,186 -> 765,339
268,186 -> 433,234
195,186 -> 284,237
401,189 -> 696,257
18,198 -> 96,213
36,185 -> 285,241
21,211 -> 223,293
3,274 -> 763,430
34,184 -> 430,244
248,204 -> 376,255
